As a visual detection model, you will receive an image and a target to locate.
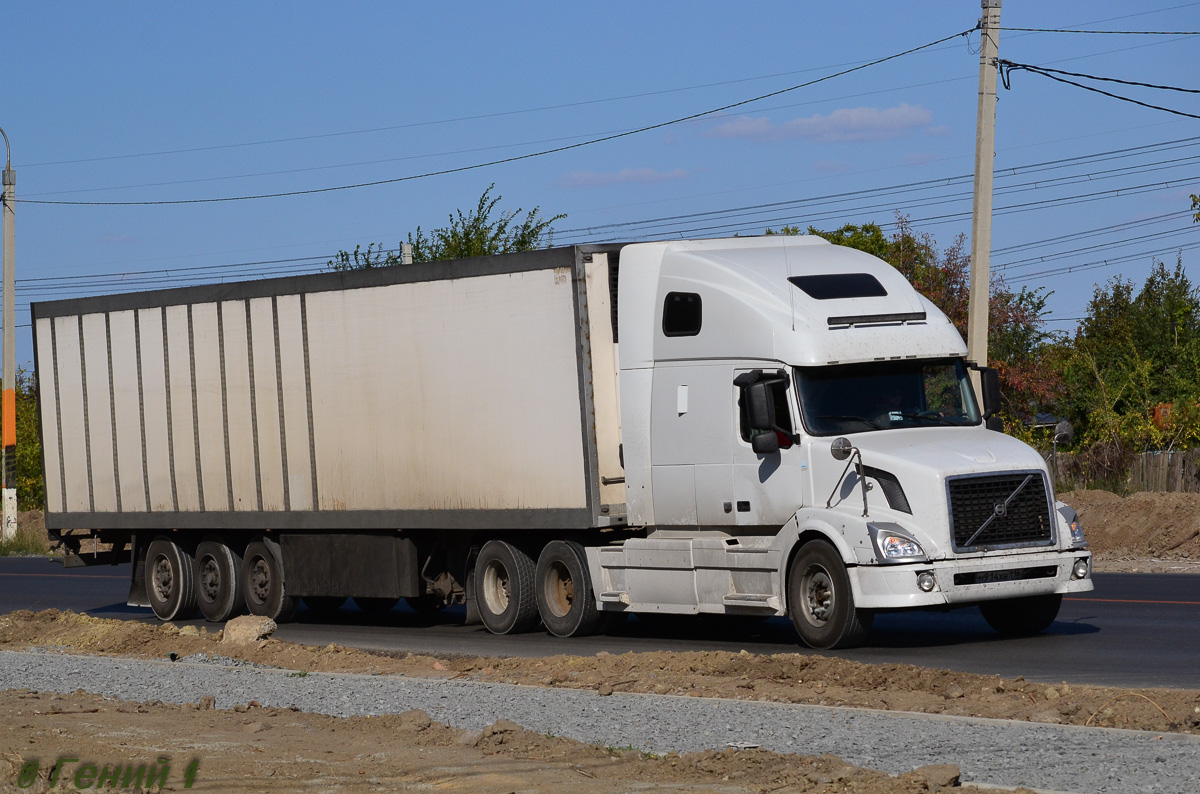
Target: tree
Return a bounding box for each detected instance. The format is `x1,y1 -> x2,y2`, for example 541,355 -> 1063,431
1192,193 -> 1199,223
329,185 -> 565,270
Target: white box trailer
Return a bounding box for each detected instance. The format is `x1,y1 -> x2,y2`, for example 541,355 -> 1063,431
34,236 -> 1093,648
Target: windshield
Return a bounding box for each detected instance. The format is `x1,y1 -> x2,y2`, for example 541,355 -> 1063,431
795,358 -> 981,436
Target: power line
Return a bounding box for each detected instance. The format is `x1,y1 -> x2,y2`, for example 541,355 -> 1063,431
1000,61 -> 1200,120
999,27 -> 1200,34
15,27 -> 976,207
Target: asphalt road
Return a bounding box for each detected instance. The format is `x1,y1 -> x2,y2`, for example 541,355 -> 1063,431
2,556 -> 1196,689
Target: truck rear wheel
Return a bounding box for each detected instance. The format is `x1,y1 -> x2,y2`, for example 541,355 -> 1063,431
241,541 -> 297,623
475,540 -> 539,634
146,537 -> 198,621
787,539 -> 873,649
195,538 -> 244,622
979,593 -> 1062,636
535,540 -> 602,637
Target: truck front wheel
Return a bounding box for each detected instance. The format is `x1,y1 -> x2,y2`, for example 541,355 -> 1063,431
535,540 -> 602,637
146,537 -> 198,621
241,541 -> 298,623
787,540 -> 873,650
475,540 -> 540,635
979,593 -> 1062,636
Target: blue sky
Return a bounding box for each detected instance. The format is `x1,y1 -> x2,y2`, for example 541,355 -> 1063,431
4,2 -> 1198,366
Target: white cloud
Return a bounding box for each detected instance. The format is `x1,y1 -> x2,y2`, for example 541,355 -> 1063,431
558,168 -> 690,189
707,104 -> 934,143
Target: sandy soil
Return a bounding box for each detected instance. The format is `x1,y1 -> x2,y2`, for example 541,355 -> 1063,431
1058,490 -> 1200,573
2,610 -> 1198,739
0,689 -> 1014,794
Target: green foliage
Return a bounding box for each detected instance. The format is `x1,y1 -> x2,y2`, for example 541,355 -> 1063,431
328,184 -> 565,271
1062,255 -> 1200,453
1192,193 -> 1199,223
11,369 -> 43,510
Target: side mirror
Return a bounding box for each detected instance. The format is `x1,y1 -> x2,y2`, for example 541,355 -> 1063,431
1054,419 -> 1074,444
830,436 -> 853,461
980,367 -> 1001,419
751,432 -> 780,455
745,381 -> 775,430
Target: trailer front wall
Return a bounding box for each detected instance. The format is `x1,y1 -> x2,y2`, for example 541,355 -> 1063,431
35,263 -> 591,528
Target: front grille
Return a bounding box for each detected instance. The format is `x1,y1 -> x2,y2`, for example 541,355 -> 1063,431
948,472 -> 1054,551
953,566 -> 1058,586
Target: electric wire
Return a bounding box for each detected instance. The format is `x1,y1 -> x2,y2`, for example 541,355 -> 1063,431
14,27 -> 977,207
1000,61 -> 1200,120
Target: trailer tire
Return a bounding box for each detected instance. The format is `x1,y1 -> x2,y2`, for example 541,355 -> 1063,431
145,537 -> 198,621
475,540 -> 539,635
535,540 -> 602,637
787,539 -> 873,649
194,539 -> 244,622
241,541 -> 297,623
979,593 -> 1062,636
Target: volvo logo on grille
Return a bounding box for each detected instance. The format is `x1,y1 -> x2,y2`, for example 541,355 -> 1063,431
993,502 -> 1008,517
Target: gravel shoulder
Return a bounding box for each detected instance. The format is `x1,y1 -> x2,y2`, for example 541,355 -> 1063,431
5,650 -> 1200,794
2,609 -> 1198,739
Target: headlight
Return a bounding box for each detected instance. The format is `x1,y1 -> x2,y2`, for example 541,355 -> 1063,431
1057,502 -> 1087,548
867,523 -> 928,563
1069,519 -> 1086,546
882,535 -> 923,558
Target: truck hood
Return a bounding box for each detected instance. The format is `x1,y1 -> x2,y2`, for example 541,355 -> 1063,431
848,425 -> 1047,479
809,426 -> 1053,559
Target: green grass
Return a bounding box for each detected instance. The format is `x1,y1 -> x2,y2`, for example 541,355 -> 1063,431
0,527 -> 52,556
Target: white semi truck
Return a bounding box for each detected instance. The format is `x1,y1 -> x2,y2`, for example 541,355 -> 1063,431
33,235 -> 1092,649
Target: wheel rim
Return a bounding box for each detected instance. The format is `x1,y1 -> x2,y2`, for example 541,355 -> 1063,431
150,554 -> 174,603
249,557 -> 271,606
198,555 -> 220,604
543,560 -> 574,619
481,559 -> 511,616
801,565 -> 834,627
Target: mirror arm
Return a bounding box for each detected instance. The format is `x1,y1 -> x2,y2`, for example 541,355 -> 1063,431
824,447 -> 869,517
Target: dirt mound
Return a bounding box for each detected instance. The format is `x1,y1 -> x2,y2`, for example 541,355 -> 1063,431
1059,490 -> 1200,562
3,610 -> 1198,736
0,689 -> 1024,794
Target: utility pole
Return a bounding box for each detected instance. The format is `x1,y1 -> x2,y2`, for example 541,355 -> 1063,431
0,126 -> 14,542
967,0 -> 1001,385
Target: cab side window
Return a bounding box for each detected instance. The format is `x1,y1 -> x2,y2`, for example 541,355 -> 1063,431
662,292 -> 702,337
738,376 -> 794,444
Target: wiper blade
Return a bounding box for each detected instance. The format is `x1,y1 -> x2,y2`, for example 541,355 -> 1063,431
818,414 -> 883,430
896,412 -> 957,425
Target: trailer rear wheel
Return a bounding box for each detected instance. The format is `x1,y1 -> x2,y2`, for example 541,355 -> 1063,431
979,593 -> 1062,636
146,538 -> 198,621
787,539 -> 873,649
475,540 -> 539,634
195,539 -> 244,622
535,540 -> 602,637
241,542 -> 298,623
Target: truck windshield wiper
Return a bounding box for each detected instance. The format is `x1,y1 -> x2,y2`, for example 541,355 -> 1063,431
818,414 -> 883,430
896,412 -> 958,425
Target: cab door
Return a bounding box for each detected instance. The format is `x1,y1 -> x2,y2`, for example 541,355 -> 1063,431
731,367 -> 806,527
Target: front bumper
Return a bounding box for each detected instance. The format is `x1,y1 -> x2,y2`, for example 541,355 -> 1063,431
848,548 -> 1093,609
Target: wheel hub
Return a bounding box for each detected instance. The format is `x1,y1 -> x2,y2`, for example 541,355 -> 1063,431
151,555 -> 174,602
199,557 -> 220,602
249,558 -> 271,605
803,567 -> 834,626
544,561 -> 574,618
482,560 -> 511,615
